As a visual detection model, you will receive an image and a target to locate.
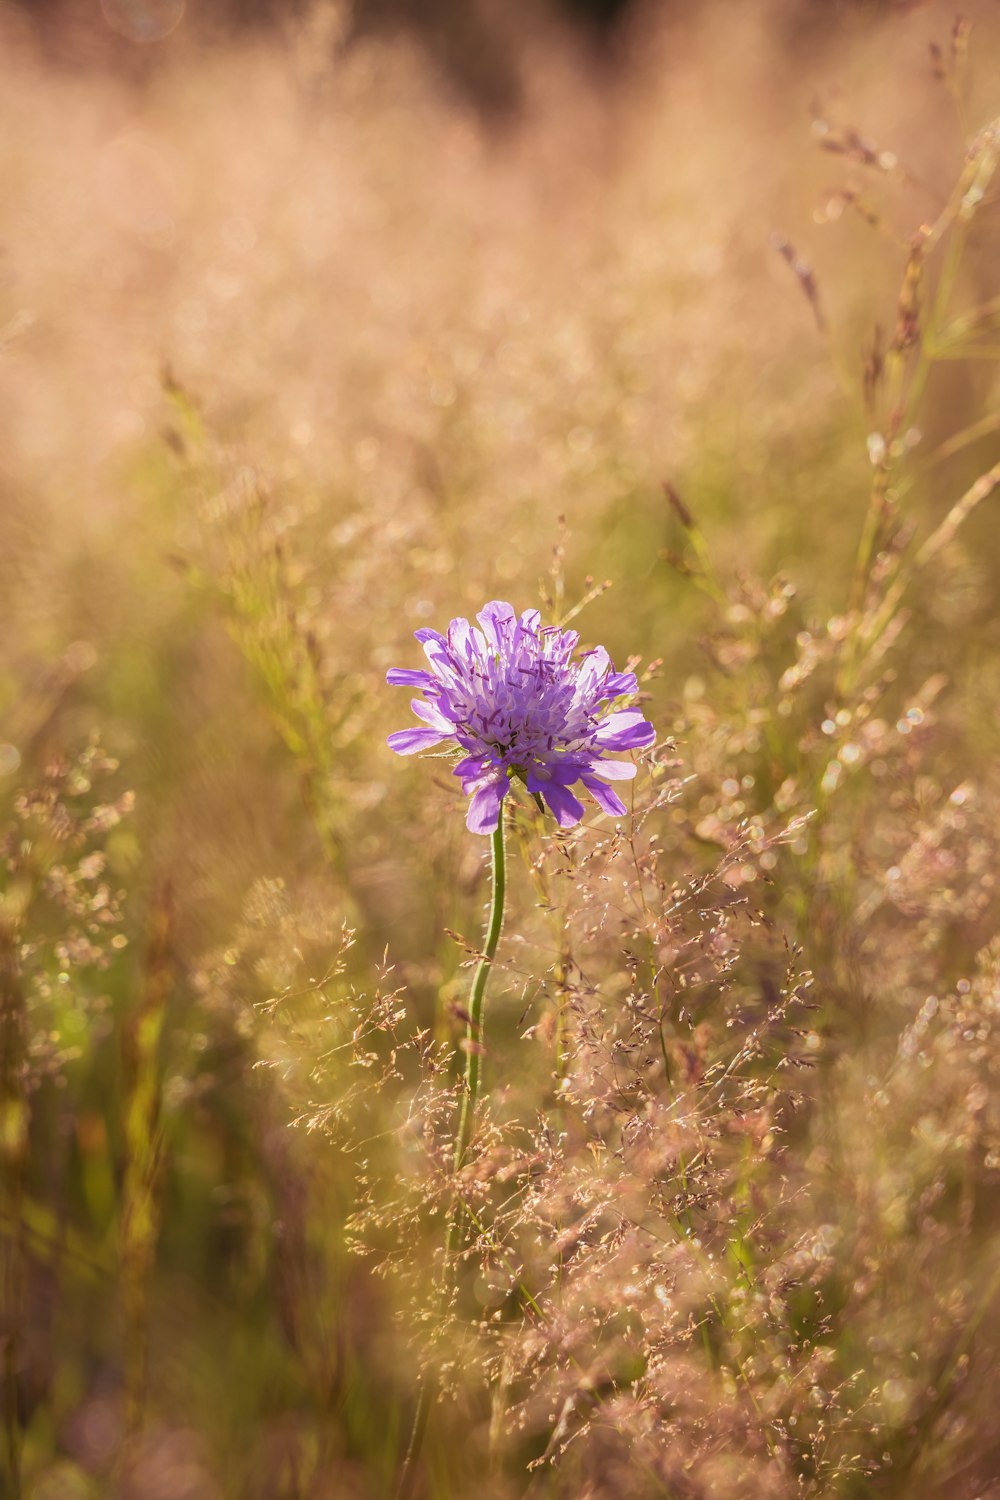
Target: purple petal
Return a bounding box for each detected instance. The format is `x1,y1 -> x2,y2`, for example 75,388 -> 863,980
453,753 -> 492,785
413,627 -> 447,645
411,697 -> 455,730
387,727 -> 447,756
577,646 -> 610,688
581,774 -> 628,818
540,782 -> 586,828
386,668 -> 435,688
420,636 -> 455,671
476,601 -> 516,649
526,764 -> 562,793
602,671 -> 638,698
447,616 -> 475,656
466,777 -> 509,834
594,710 -> 655,751
588,758 -> 636,781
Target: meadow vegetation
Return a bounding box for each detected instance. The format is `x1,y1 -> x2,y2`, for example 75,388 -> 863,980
2,2 -> 1000,1496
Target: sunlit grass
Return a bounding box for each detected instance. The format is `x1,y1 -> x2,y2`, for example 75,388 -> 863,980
2,3 -> 1000,1497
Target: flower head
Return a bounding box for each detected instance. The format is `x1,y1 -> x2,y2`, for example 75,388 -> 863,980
387,600 -> 655,834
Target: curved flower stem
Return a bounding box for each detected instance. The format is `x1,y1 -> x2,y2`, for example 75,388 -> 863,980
452,814 -> 507,1174
396,812 -> 507,1500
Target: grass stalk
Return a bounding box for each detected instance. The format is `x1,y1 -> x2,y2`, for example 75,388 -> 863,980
0,928 -> 25,1500
121,883 -> 172,1438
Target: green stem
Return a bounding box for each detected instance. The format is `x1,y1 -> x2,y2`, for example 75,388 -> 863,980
452,816 -> 507,1174
396,812 -> 508,1500
0,929 -> 26,1500
121,884 -> 172,1439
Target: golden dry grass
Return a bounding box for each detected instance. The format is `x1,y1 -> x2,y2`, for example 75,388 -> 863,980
2,2 -> 1000,1496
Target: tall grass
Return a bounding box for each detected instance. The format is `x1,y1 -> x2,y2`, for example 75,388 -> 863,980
2,2 -> 1000,1497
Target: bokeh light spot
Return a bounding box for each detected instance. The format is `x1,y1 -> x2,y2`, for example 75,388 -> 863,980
100,0 -> 185,43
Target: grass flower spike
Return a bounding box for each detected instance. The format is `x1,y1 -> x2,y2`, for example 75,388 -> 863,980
387,600 -> 655,832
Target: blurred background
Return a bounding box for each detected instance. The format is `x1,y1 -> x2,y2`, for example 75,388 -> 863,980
2,0 -> 1000,1496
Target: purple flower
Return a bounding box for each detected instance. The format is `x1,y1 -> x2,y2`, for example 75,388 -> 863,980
387,601 -> 655,834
